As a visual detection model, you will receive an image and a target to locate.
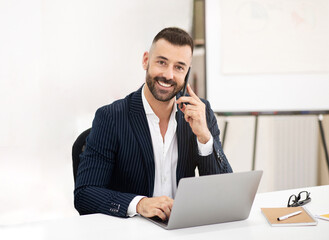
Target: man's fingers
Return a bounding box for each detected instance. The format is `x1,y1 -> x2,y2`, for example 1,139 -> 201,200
184,107 -> 202,120
186,84 -> 198,99
137,196 -> 174,220
154,209 -> 168,221
156,197 -> 173,220
176,84 -> 211,143
176,85 -> 200,106
176,96 -> 199,106
162,205 -> 172,219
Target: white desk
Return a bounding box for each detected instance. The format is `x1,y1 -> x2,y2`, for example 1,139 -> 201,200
1,185 -> 329,240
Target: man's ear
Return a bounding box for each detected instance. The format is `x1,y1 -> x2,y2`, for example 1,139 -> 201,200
142,51 -> 149,70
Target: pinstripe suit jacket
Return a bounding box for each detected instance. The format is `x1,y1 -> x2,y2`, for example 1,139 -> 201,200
74,86 -> 232,217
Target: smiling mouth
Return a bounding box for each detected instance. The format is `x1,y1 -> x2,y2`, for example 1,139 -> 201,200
157,80 -> 172,88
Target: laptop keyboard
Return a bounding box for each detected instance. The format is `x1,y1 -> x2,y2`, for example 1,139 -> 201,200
149,216 -> 169,227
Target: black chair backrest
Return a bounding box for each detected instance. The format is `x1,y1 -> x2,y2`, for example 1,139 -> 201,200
72,128 -> 91,183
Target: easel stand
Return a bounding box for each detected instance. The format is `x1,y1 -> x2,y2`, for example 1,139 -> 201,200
252,115 -> 258,171
222,121 -> 229,149
318,115 -> 329,171
220,112 -> 329,173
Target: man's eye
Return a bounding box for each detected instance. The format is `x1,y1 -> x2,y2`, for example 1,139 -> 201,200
176,66 -> 184,71
158,61 -> 166,65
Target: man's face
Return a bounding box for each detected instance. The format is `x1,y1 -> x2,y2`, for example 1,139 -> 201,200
143,39 -> 192,102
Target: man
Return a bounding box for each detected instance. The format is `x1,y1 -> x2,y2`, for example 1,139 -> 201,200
74,27 -> 232,221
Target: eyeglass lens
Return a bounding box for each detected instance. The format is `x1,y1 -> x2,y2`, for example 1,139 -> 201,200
287,191 -> 311,207
298,191 -> 309,201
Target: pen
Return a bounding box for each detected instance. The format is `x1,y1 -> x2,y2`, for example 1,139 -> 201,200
277,210 -> 302,221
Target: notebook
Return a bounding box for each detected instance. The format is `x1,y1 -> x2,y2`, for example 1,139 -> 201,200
261,206 -> 318,226
144,170 -> 263,230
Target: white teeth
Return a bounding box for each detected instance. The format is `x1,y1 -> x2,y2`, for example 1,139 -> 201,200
158,81 -> 171,88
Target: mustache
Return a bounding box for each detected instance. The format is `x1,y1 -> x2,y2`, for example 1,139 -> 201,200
154,76 -> 176,86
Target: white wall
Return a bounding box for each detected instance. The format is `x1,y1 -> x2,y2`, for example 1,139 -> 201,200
0,0 -> 193,225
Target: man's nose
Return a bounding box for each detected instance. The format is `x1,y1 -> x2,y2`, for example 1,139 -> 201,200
163,67 -> 174,80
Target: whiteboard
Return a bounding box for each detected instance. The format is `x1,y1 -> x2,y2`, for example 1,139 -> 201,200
205,0 -> 329,113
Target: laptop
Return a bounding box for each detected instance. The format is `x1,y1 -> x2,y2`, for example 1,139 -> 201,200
144,170 -> 263,230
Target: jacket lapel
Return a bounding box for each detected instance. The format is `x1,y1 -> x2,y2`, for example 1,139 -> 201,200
128,87 -> 155,196
176,108 -> 189,185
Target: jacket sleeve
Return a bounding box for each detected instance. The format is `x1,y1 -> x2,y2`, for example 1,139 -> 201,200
195,100 -> 233,175
74,107 -> 136,218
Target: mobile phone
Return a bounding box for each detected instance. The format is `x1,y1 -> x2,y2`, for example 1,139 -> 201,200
180,67 -> 191,108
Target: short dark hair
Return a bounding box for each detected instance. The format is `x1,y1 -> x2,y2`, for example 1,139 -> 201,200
152,27 -> 194,53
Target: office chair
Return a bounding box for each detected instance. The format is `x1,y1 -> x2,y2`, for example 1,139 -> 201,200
72,128 -> 91,182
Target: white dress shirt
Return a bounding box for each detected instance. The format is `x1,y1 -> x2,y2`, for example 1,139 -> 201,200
127,86 -> 213,216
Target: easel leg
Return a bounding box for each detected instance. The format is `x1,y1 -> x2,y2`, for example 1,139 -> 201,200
222,120 -> 228,149
252,115 -> 259,171
318,114 -> 329,172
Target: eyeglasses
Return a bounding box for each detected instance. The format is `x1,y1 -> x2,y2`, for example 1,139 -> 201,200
287,191 -> 311,207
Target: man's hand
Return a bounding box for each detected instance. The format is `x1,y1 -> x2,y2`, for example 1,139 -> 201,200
176,84 -> 211,144
136,196 -> 174,221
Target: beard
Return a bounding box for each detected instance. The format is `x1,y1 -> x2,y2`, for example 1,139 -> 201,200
145,70 -> 183,102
